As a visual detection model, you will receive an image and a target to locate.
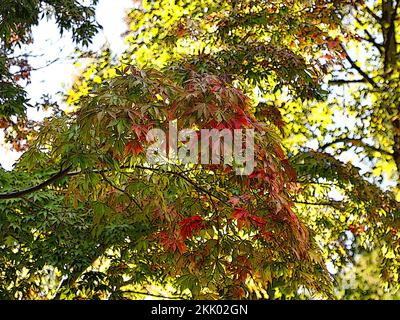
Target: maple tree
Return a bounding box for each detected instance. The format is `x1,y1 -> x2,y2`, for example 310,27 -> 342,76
0,0 -> 399,299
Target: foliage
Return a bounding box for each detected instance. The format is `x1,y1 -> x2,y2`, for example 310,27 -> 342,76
0,0 -> 101,147
0,0 -> 399,300
336,250 -> 400,300
11,65 -> 331,299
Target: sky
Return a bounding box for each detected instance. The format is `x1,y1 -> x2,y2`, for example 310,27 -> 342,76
0,0 -> 133,170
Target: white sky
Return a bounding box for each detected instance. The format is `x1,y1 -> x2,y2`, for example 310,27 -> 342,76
0,0 -> 133,170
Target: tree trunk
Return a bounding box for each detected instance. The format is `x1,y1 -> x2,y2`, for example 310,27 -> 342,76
382,1 -> 400,178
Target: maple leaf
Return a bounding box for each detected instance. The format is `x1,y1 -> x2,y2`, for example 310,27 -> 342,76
249,169 -> 267,180
159,230 -> 187,254
282,159 -> 297,181
231,286 -> 246,299
124,140 -> 144,156
176,240 -> 187,254
274,143 -> 286,160
233,256 -> 252,282
232,207 -> 250,230
131,123 -> 151,140
0,119 -> 9,129
327,39 -> 339,49
175,23 -> 188,37
229,114 -> 252,129
263,231 -> 272,240
206,119 -> 228,130
180,215 -> 203,239
250,215 -> 267,228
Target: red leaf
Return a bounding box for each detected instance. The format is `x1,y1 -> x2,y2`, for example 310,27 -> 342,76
159,230 -> 187,254
263,231 -> 272,240
231,286 -> 246,299
232,207 -> 250,230
250,215 -> 267,228
176,240 -> 187,254
180,215 -> 203,239
282,159 -> 297,182
327,39 -> 339,49
229,114 -> 252,129
274,144 -> 286,160
125,140 -> 144,156
249,169 -> 267,179
232,207 -> 249,219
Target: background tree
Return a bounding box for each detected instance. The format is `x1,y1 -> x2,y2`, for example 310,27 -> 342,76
0,0 -> 101,149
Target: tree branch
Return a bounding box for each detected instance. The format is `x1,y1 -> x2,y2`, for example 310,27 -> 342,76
353,16 -> 383,54
319,138 -> 393,156
0,164 -> 228,205
340,44 -> 379,89
329,78 -> 367,85
122,290 -> 183,300
293,200 -> 343,207
99,171 -> 142,210
364,29 -> 384,54
362,4 -> 383,24
383,0 -> 399,70
0,166 -> 72,200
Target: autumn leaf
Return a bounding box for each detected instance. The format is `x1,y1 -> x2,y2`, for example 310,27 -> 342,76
124,140 -> 144,156
250,215 -> 267,228
229,114 -> 252,129
180,215 -> 204,239
159,230 -> 187,254
232,207 -> 250,230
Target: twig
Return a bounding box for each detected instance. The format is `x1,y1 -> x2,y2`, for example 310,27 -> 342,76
122,290 -> 183,300
99,171 -> 142,210
329,78 -> 367,85
340,44 -> 379,89
319,137 -> 393,156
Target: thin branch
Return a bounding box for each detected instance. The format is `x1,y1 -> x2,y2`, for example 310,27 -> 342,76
364,29 -> 384,54
340,44 -> 379,89
363,4 -> 383,24
171,169 -> 227,204
30,57 -> 60,71
122,290 -> 183,300
293,200 -> 345,208
21,196 -> 57,216
99,171 -> 142,210
353,16 -> 383,54
121,165 -> 229,204
319,138 -> 393,156
0,164 -> 229,204
54,243 -> 108,300
329,78 -> 367,85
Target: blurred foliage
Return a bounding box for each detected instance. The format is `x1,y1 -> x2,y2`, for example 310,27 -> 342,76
336,250 -> 400,300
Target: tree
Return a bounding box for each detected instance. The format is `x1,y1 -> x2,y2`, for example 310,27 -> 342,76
335,250 -> 400,299
0,0 -> 101,149
315,0 -> 400,181
284,0 -> 400,291
0,0 -> 399,300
